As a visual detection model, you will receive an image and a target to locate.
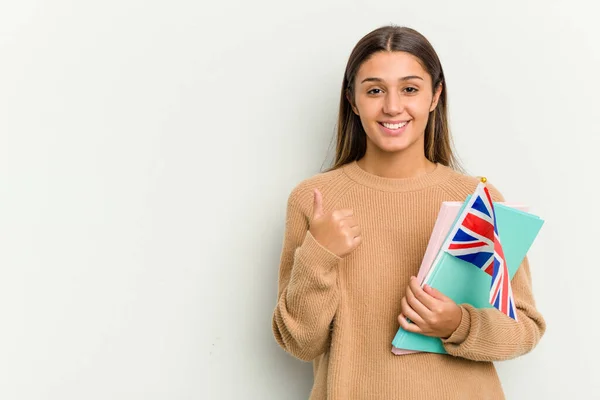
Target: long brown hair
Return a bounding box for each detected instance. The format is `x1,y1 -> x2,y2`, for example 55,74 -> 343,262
326,25 -> 461,172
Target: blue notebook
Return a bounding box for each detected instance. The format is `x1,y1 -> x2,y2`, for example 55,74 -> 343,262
391,199 -> 544,354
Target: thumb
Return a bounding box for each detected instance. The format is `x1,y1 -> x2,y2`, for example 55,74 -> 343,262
312,188 -> 324,219
423,284 -> 449,301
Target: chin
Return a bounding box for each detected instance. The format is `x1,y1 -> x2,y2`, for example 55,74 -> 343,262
380,145 -> 413,154
372,137 -> 416,154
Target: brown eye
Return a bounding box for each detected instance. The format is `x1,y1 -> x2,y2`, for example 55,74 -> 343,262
404,87 -> 418,94
367,88 -> 383,95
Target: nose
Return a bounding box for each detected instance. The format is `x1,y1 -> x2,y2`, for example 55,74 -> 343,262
383,91 -> 404,115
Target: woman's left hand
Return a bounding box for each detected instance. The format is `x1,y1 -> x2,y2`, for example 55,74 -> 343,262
397,276 -> 462,339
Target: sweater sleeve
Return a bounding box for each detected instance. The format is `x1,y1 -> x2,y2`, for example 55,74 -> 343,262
441,180 -> 546,361
271,186 -> 341,361
441,256 -> 546,361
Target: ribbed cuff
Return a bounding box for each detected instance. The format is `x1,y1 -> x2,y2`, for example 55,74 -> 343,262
291,231 -> 342,284
442,305 -> 471,345
300,231 -> 341,261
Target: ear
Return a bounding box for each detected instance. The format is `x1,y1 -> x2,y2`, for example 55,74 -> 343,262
429,82 -> 443,112
346,89 -> 359,115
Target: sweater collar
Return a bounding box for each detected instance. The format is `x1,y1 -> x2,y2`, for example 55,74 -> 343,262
342,160 -> 452,192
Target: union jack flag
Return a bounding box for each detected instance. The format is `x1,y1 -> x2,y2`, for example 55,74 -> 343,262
444,182 -> 518,320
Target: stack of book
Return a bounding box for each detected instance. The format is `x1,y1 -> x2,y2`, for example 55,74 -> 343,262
391,182 -> 544,355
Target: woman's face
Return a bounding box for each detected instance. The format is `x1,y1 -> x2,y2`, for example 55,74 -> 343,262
350,51 -> 442,157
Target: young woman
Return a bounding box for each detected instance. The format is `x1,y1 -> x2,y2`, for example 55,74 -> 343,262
271,25 -> 545,399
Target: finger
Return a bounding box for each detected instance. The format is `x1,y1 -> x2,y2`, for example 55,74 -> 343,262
398,313 -> 422,334
400,296 -> 426,327
312,189 -> 324,219
423,284 -> 449,301
405,285 -> 432,318
409,276 -> 437,310
332,209 -> 354,219
345,216 -> 359,228
348,225 -> 361,238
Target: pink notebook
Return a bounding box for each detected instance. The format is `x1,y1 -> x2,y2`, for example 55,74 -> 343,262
391,201 -> 527,355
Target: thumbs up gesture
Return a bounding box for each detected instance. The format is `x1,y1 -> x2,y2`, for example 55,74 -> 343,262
309,188 -> 362,258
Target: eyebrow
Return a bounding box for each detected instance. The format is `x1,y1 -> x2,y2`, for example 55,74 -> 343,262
360,76 -> 424,84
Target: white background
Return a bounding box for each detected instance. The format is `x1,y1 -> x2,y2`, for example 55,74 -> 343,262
1,0 -> 597,399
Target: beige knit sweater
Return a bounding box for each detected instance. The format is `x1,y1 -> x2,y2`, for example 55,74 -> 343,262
272,161 -> 546,400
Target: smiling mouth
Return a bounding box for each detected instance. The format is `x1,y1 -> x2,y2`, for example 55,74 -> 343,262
379,121 -> 409,129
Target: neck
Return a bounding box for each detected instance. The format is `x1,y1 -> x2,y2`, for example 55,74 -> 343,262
357,147 -> 435,179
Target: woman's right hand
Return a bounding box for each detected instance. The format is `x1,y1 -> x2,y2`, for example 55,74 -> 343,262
309,188 -> 362,258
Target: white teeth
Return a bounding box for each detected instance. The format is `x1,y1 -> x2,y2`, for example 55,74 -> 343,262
382,121 -> 408,129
